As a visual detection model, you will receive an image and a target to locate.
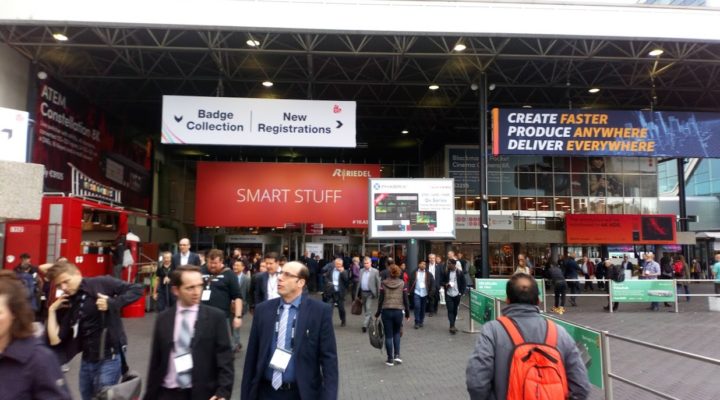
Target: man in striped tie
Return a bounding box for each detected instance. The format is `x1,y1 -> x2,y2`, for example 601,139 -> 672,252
144,265 -> 234,400
241,261 -> 339,400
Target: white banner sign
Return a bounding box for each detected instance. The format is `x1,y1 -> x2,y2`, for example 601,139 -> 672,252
161,95 -> 356,148
489,215 -> 514,230
305,242 -> 324,257
0,106 -> 29,162
369,178 -> 455,239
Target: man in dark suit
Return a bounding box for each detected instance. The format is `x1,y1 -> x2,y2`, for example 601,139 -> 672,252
171,238 -> 202,269
252,252 -> 280,310
241,261 -> 338,400
426,253 -> 444,316
324,258 -> 350,327
144,265 -> 234,400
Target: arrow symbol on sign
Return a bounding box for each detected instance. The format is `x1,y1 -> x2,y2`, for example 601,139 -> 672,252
174,115 -> 183,123
1,128 -> 11,139
336,120 -> 343,129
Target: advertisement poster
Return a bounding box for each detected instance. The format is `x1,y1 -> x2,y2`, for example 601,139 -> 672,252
566,214 -> 676,244
611,280 -> 677,303
545,316 -> 604,389
162,95 -> 356,148
446,145 -> 480,195
196,162 -> 380,227
32,79 -> 151,209
475,278 -> 545,302
493,108 -> 720,158
470,289 -> 496,325
368,178 -> 455,239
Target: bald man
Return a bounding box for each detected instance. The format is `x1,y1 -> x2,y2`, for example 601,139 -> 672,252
171,238 -> 202,269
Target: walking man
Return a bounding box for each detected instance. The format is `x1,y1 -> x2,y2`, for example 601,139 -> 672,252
466,274 -> 590,400
442,259 -> 467,334
426,253 -> 443,316
355,256 -> 380,333
642,252 -> 661,311
144,265 -> 234,400
324,258 -> 350,327
409,261 -> 434,329
241,261 -> 338,399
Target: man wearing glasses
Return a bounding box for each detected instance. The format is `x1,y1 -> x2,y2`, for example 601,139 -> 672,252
242,261 -> 338,400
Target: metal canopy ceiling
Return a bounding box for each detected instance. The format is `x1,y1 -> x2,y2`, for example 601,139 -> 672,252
2,25 -> 720,164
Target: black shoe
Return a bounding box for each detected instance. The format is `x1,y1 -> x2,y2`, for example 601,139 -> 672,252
362,327 -> 367,333
341,321 -> 346,327
603,306 -> 610,311
664,303 -> 671,307
414,324 -> 419,329
419,323 -> 424,328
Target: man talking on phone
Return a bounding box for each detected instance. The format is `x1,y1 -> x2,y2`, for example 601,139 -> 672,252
46,261 -> 143,400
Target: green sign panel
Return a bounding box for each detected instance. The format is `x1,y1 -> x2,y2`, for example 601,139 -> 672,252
470,289 -> 496,325
611,280 -> 676,303
545,316 -> 603,389
475,278 -> 545,302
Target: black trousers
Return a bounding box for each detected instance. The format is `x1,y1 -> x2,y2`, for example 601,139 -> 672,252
329,291 -> 346,323
553,283 -> 567,308
158,388 -> 192,400
259,380 -> 301,400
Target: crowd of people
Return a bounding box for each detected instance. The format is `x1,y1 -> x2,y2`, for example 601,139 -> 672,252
3,240 -> 719,399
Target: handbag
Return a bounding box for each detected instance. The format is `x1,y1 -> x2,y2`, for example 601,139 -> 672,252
93,314 -> 142,400
368,316 -> 384,349
351,297 -> 363,315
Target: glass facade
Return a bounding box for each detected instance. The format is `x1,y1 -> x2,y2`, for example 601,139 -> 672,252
455,155 -> 658,216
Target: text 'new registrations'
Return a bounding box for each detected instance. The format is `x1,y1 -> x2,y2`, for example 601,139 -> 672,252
492,108 -> 720,158
161,95 -> 356,148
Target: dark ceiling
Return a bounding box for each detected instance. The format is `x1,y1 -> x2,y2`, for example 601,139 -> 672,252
2,25 -> 720,164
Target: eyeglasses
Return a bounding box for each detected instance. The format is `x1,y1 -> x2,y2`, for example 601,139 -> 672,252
280,271 -> 302,280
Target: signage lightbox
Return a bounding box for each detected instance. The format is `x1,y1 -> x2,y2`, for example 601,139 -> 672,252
0,106 -> 29,163
196,162 -> 380,228
368,178 -> 455,239
162,95 -> 356,148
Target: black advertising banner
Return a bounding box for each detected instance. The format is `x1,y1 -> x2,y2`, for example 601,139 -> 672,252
32,79 -> 151,209
492,108 -> 720,157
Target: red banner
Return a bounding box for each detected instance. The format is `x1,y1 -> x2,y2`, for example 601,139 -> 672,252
195,162 -> 381,228
566,214 -> 676,244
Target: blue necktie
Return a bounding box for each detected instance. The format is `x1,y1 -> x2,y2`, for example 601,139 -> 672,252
272,304 -> 291,390
176,309 -> 192,388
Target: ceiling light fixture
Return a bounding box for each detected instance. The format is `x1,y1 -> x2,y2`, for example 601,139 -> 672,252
428,84 -> 440,90
53,32 -> 69,41
588,87 -> 600,94
648,49 -> 664,57
246,39 -> 260,47
522,105 -> 532,109
453,43 -> 467,52
401,130 -> 409,135
262,81 -> 273,87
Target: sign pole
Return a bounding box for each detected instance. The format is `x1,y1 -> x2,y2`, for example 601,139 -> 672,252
609,280 -> 614,313
478,73 -> 490,278
674,279 -> 679,313
601,331 -> 614,400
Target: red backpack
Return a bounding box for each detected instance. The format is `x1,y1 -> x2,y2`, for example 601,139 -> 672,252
497,316 -> 569,400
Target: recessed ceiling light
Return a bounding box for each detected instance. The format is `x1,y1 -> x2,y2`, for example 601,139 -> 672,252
556,201 -> 565,205
522,105 -> 533,109
262,81 -> 273,87
246,39 -> 260,47
588,87 -> 600,94
648,49 -> 664,57
53,33 -> 69,41
428,84 -> 440,90
487,200 -> 497,204
524,197 -> 534,200
501,197 -> 509,200
453,43 -> 467,52
527,208 -> 535,211
541,205 -> 549,208
401,130 -> 409,135
475,196 -> 481,199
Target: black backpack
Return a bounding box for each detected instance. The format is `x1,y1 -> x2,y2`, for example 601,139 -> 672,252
368,316 -> 384,349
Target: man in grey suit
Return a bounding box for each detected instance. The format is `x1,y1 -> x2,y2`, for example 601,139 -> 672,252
355,256 -> 381,333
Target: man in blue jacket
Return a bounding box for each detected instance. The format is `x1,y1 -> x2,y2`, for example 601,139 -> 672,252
241,261 -> 338,400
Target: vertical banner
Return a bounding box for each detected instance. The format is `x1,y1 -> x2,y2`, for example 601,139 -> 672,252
32,79 -> 151,209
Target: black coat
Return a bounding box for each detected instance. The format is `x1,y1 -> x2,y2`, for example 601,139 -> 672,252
144,305 -> 234,400
324,268 -> 350,297
440,268 -> 467,295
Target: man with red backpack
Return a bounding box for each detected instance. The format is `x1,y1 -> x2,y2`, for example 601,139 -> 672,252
466,273 -> 590,400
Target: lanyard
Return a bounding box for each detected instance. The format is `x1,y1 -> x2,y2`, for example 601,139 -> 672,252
274,304 -> 298,350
